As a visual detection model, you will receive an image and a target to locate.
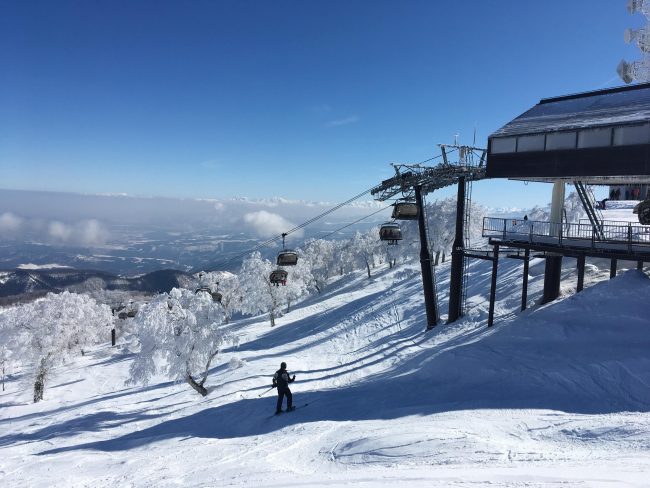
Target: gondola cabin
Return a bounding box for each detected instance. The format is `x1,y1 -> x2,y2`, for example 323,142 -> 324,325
114,306 -> 137,320
277,250 -> 298,266
391,202 -> 418,220
195,286 -> 222,303
379,223 -> 402,245
270,269 -> 288,286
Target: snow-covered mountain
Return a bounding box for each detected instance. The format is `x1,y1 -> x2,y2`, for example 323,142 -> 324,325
1,252 -> 649,486
0,268 -> 193,303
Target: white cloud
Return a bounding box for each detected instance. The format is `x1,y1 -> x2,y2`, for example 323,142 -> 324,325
243,211 -> 304,239
76,219 -> 109,246
48,219 -> 109,246
0,212 -> 22,233
49,221 -> 73,242
326,115 -> 360,127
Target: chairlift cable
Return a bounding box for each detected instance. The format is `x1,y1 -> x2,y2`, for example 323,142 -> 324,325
198,189 -> 380,272
313,205 -> 392,241
281,187 -> 374,237
198,151 -> 443,273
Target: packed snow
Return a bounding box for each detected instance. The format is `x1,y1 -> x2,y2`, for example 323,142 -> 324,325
1,249 -> 650,486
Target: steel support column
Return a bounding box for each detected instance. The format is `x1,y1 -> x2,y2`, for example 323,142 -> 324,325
447,176 -> 466,324
577,255 -> 585,292
415,185 -> 438,330
488,244 -> 499,327
521,248 -> 530,311
638,260 -> 644,270
610,258 -> 617,279
542,181 -> 565,304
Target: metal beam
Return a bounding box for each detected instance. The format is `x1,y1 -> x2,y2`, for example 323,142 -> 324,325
610,258 -> 618,279
576,254 -> 585,293
522,248 -> 530,311
488,243 -> 499,327
370,156 -> 487,202
448,177 -> 466,324
415,186 -> 438,330
577,255 -> 585,292
488,238 -> 650,262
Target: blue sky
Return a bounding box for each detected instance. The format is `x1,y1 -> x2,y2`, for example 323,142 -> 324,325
0,0 -> 643,208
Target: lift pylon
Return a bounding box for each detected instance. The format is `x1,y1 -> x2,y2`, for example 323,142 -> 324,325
371,144 -> 487,330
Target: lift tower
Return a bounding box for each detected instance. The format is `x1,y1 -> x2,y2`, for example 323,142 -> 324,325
371,144 -> 487,329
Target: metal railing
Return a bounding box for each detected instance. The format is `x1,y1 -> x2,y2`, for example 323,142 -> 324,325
578,218 -> 637,227
483,217 -> 650,249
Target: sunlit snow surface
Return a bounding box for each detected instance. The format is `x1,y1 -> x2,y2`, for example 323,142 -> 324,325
1,253 -> 650,486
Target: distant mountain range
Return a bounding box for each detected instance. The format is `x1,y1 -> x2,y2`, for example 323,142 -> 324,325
0,188 -> 391,276
0,268 -> 193,304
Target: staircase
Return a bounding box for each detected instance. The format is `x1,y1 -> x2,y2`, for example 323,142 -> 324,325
574,181 -> 605,240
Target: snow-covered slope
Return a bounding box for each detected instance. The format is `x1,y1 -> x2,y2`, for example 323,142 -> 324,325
1,260 -> 650,487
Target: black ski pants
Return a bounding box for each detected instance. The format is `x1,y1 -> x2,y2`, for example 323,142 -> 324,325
276,387 -> 292,412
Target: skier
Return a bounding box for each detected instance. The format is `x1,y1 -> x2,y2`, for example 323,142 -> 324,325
272,362 -> 296,414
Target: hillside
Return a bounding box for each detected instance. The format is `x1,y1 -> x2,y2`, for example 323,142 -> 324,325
0,268 -> 193,303
1,256 -> 650,486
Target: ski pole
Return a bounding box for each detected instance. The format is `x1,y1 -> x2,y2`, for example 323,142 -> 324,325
258,386 -> 275,398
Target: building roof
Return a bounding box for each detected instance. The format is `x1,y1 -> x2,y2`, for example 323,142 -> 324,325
487,83 -> 650,183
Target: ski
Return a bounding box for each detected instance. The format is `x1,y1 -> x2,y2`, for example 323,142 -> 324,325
268,403 -> 308,418
287,402 -> 308,411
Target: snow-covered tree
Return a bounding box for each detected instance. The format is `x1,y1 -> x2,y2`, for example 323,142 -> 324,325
564,191 -> 587,223
283,256 -> 313,312
395,198 -> 486,262
352,229 -> 381,278
528,204 -> 549,222
128,287 -> 231,396
526,191 -> 586,224
216,272 -> 241,324
0,343 -> 10,392
238,252 -> 284,326
424,199 -> 458,256
0,292 -> 112,402
332,240 -> 355,276
192,270 -> 241,323
303,239 -> 335,293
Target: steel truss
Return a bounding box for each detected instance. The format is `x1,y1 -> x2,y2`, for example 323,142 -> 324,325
370,145 -> 487,201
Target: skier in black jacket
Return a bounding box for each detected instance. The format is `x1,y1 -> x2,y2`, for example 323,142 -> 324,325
272,362 -> 295,414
